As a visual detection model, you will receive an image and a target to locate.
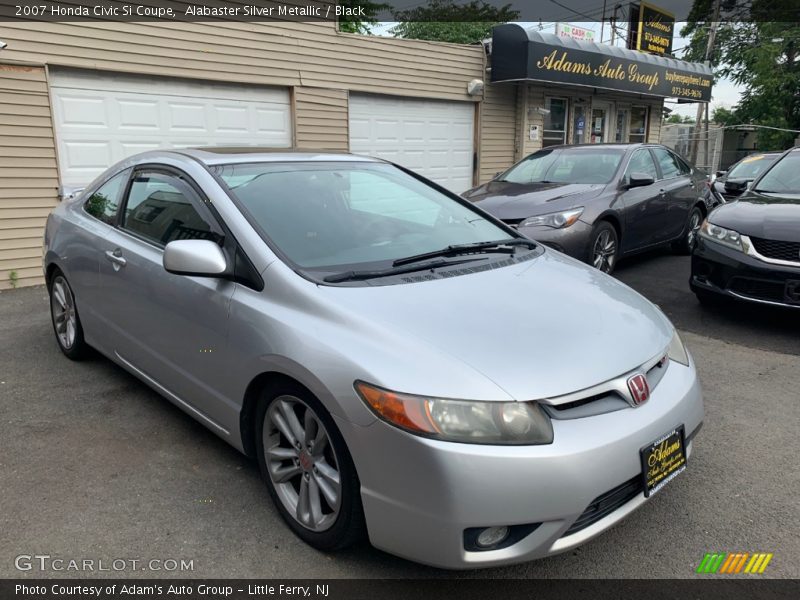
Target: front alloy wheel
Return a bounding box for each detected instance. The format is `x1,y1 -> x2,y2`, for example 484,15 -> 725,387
264,395 -> 342,532
256,384 -> 365,551
590,222 -> 619,274
673,207 -> 703,255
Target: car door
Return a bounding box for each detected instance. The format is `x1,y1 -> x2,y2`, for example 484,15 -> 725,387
95,167 -> 236,431
64,169 -> 131,347
651,147 -> 695,243
618,148 -> 663,252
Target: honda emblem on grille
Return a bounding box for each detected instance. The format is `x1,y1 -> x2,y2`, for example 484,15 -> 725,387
627,373 -> 650,406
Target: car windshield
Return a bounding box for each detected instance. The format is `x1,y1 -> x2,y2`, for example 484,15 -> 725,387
753,152 -> 800,196
727,154 -> 778,179
499,147 -> 625,185
213,161 -> 512,273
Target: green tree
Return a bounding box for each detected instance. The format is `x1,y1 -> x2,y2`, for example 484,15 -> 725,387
681,0 -> 800,150
337,0 -> 390,35
666,113 -> 684,123
711,106 -> 736,125
391,0 -> 519,45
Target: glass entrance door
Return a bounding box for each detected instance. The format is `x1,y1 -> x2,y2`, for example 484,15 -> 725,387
572,102 -> 589,145
590,102 -> 612,143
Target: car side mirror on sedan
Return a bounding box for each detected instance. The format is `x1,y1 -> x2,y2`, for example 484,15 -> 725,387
716,170 -> 727,178
163,239 -> 228,277
627,173 -> 655,189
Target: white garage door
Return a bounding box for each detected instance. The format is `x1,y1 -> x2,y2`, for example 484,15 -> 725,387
349,94 -> 475,193
49,69 -> 292,187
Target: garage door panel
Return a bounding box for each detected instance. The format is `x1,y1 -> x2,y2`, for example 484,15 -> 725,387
50,69 -> 291,187
57,95 -> 109,128
349,94 -> 474,193
119,100 -> 160,129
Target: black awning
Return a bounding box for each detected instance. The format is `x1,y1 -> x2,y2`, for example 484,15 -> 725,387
490,24 -> 712,103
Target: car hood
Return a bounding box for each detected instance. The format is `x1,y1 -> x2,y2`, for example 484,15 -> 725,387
464,181 -> 606,220
710,192 -> 800,242
314,250 -> 673,401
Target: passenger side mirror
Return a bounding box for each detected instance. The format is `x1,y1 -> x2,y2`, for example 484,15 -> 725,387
627,173 -> 655,188
715,170 -> 726,178
163,239 -> 227,277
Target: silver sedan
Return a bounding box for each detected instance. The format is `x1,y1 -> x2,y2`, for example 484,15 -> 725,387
43,149 -> 703,569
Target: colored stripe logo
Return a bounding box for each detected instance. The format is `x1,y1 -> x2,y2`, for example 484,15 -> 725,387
696,552 -> 773,574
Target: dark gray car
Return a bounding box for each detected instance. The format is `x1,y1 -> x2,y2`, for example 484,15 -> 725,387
463,144 -> 708,273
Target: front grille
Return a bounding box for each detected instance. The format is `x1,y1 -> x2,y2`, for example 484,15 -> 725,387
728,277 -> 787,303
501,218 -> 523,228
562,475 -> 643,537
750,237 -> 800,264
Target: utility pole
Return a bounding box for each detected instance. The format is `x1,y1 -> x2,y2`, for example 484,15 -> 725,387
689,0 -> 721,167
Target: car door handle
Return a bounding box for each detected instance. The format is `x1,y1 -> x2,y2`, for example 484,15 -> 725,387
104,249 -> 127,268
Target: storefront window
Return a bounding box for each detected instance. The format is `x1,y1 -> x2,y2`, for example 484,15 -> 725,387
543,97 -> 567,147
629,106 -> 649,143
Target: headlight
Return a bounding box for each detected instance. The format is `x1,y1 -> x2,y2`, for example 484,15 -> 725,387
520,207 -> 583,229
698,219 -> 743,251
668,330 -> 690,366
355,381 -> 553,445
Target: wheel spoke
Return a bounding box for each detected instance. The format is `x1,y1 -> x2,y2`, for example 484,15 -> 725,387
313,469 -> 339,508
279,400 -> 306,446
315,459 -> 340,487
271,463 -> 302,484
303,407 -> 318,447
296,476 -> 312,527
66,320 -> 75,346
53,283 -> 67,309
267,446 -> 297,460
307,475 -> 324,525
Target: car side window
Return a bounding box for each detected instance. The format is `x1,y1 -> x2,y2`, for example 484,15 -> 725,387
652,148 -> 682,179
625,149 -> 658,181
673,152 -> 692,175
121,172 -> 218,247
84,170 -> 128,225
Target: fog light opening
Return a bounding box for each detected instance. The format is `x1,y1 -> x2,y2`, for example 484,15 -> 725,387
476,526 -> 509,548
463,522 -> 541,552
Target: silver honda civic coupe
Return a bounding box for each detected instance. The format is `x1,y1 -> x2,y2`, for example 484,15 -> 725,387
43,148 -> 703,569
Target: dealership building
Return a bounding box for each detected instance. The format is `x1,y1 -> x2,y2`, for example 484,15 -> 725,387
0,18 -> 711,288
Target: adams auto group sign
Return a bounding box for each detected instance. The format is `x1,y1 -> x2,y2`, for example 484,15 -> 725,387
491,24 -> 712,102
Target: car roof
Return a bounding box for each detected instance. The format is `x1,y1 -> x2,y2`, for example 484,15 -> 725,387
537,143 -> 658,151
170,147 -> 382,166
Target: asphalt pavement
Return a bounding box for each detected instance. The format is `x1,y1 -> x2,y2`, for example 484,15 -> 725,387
1,251 -> 798,578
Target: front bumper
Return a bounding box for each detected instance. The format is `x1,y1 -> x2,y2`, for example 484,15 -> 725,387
514,220 -> 592,261
691,237 -> 800,308
336,357 -> 704,569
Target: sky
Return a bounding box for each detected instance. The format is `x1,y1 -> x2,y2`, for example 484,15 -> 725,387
371,21 -> 741,118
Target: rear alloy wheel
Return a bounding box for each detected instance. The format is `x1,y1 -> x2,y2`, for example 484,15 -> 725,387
49,271 -> 89,360
673,207 -> 703,255
256,384 -> 365,551
588,222 -> 619,274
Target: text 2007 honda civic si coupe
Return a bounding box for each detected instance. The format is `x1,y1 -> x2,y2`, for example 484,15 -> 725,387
43,148 -> 703,569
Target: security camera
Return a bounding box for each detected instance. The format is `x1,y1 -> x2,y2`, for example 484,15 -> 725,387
0,41 -> 7,51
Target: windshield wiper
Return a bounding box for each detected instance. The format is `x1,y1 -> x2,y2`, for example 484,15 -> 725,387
323,257 -> 485,284
391,238 -> 536,267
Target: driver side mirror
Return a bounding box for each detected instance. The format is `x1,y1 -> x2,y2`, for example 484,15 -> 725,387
163,239 -> 227,277
627,173 -> 655,188
715,170 -> 726,178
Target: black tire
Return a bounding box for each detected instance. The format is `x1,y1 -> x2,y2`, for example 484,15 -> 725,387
586,221 -> 619,274
255,381 -> 365,551
672,206 -> 704,255
48,269 -> 90,360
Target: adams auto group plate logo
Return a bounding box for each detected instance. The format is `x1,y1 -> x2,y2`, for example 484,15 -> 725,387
696,552 -> 774,574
